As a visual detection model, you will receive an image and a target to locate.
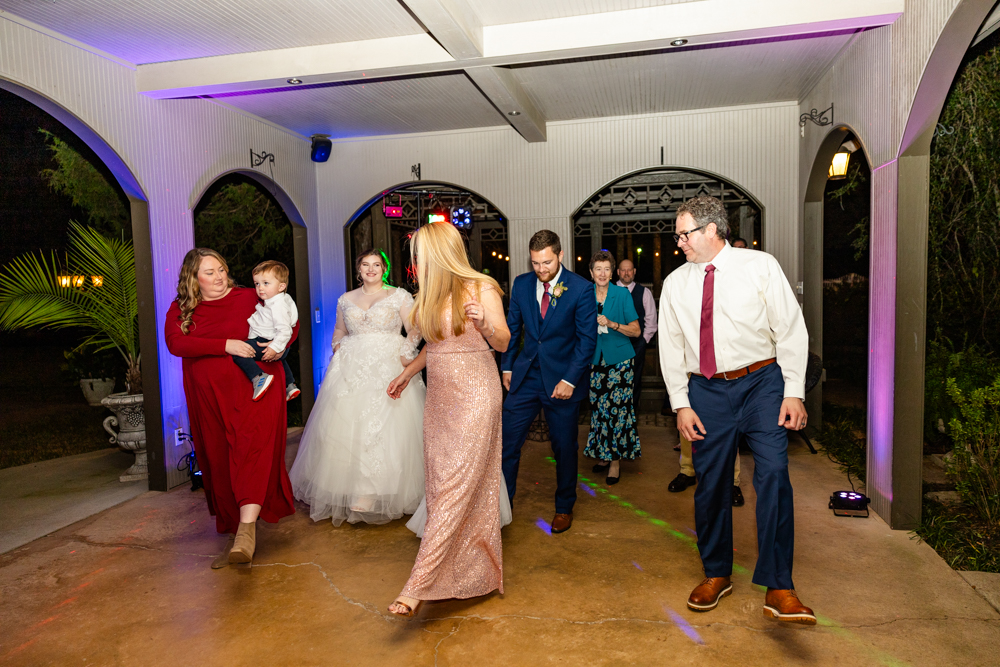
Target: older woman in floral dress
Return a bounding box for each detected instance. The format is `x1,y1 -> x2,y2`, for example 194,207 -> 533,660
585,250 -> 642,485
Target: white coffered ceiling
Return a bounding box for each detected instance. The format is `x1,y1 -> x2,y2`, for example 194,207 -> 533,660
0,0 -> 911,141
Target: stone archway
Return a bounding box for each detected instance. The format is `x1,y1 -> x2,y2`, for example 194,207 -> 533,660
190,170 -> 316,420
344,182 -> 510,294
0,77 -> 169,489
571,166 -> 766,292
865,0 -> 998,528
802,125 -> 871,427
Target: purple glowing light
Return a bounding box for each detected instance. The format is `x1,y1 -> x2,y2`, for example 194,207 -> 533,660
632,561 -> 643,571
662,605 -> 705,645
534,518 -> 552,535
579,482 -> 596,497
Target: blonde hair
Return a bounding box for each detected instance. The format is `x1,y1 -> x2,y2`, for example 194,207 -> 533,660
409,222 -> 501,343
175,248 -> 234,334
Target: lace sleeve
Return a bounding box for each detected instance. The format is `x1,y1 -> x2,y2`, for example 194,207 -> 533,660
397,290 -> 422,361
331,298 -> 349,350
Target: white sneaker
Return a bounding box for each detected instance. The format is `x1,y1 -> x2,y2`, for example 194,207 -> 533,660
251,374 -> 274,401
286,383 -> 301,401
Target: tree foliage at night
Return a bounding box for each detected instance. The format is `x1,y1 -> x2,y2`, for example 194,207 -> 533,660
928,45 -> 1000,353
38,130 -> 129,237
193,183 -> 292,289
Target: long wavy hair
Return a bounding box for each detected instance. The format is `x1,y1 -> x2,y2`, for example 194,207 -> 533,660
176,248 -> 234,334
409,222 -> 501,343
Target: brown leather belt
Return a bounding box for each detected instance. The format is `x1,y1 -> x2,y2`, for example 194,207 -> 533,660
694,357 -> 776,380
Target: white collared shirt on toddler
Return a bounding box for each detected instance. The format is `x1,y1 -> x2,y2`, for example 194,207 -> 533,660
248,292 -> 299,353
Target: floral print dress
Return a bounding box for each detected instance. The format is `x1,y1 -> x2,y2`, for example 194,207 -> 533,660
584,302 -> 641,462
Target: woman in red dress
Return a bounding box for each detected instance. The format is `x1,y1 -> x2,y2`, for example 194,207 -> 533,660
164,248 -> 295,569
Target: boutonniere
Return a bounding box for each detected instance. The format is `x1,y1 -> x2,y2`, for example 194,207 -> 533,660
551,282 -> 567,299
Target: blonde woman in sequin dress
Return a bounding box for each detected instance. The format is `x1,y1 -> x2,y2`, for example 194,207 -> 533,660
386,222 -> 511,617
289,249 -> 425,526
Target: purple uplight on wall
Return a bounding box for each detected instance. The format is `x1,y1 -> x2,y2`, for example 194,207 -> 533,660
866,164 -> 899,515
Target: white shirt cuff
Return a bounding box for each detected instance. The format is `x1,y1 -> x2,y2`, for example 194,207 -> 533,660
783,382 -> 806,400
667,392 -> 690,412
500,371 -> 574,390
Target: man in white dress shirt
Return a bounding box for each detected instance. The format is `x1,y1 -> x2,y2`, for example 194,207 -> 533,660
658,196 -> 816,625
616,259 -> 656,411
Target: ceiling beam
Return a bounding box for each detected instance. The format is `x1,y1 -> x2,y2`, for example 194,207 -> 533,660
401,0 -> 483,60
465,67 -> 545,142
483,0 -> 903,57
137,34 -> 454,99
136,0 -> 903,99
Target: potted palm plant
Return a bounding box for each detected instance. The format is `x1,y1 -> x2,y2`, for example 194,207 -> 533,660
0,222 -> 146,481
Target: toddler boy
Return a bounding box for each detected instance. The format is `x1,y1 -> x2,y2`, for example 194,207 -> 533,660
233,260 -> 300,401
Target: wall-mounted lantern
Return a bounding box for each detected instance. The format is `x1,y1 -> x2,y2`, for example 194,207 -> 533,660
828,151 -> 850,180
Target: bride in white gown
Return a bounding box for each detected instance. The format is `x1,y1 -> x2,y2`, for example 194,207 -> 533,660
289,250 -> 425,526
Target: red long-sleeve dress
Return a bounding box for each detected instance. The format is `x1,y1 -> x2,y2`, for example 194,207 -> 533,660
164,287 -> 295,534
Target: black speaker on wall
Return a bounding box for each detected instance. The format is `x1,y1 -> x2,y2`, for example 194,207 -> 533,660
311,134 -> 332,163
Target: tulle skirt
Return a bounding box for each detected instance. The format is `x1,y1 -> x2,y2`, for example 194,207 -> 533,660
289,332 -> 426,526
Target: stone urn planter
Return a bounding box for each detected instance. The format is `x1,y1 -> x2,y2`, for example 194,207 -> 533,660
101,392 -> 148,482
80,378 -> 115,406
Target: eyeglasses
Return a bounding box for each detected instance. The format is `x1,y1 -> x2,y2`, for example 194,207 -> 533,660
672,224 -> 708,243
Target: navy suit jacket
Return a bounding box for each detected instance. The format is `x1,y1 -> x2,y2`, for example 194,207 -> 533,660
501,268 -> 598,402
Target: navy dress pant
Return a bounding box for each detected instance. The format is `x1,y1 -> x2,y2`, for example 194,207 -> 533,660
688,362 -> 795,590
502,365 -> 582,515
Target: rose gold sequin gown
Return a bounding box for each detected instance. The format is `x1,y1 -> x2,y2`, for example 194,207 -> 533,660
401,285 -> 504,600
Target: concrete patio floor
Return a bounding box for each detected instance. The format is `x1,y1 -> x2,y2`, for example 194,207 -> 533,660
0,447 -> 147,554
1,425 -> 998,666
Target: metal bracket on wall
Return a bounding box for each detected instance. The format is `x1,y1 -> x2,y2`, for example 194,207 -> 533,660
411,163 -> 421,181
250,149 -> 275,168
799,104 -> 834,128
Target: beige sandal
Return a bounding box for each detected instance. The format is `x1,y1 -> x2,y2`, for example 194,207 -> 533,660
388,599 -> 420,617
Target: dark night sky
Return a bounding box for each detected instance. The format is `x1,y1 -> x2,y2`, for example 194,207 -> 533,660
0,88 -> 128,267
0,89 -> 131,347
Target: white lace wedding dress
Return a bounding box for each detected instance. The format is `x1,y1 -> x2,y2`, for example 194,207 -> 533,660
289,287 -> 425,526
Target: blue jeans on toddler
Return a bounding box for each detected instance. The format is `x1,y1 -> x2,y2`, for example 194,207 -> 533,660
232,337 -> 296,387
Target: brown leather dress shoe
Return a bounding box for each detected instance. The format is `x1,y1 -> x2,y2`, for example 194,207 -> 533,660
763,589 -> 816,625
551,513 -> 573,533
687,577 -> 733,611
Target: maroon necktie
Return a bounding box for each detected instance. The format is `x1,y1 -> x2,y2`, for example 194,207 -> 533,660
541,282 -> 551,319
700,265 -> 717,378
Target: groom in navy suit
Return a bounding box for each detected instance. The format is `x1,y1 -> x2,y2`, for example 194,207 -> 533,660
502,230 -> 597,534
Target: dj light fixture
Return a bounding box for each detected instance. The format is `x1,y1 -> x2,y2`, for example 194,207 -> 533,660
829,490 -> 870,517
450,206 -> 472,229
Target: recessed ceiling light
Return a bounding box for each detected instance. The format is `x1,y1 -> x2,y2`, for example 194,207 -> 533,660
287,78 -> 302,85
508,110 -> 521,116
671,39 -> 688,47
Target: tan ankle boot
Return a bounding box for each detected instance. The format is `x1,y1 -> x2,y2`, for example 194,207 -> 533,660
211,535 -> 236,569
229,521 -> 256,564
